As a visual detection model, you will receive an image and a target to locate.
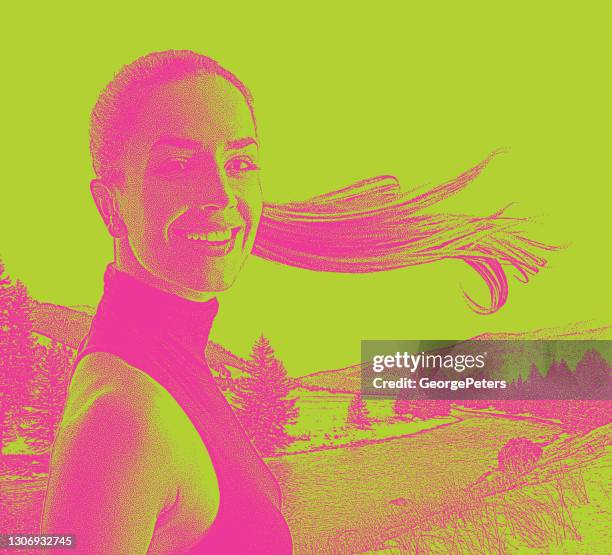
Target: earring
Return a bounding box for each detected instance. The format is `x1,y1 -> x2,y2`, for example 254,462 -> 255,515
108,214 -> 127,238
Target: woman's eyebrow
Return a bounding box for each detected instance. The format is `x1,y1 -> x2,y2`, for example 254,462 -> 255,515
152,135 -> 201,150
151,135 -> 258,151
225,137 -> 258,151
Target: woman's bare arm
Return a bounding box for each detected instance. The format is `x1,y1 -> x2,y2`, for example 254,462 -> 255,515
40,355 -> 178,554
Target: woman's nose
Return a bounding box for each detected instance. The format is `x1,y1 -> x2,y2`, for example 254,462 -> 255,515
193,165 -> 238,210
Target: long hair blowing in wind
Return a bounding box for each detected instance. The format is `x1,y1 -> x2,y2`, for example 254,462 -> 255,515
254,150 -> 559,315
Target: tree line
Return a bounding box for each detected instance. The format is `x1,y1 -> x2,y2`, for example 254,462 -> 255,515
0,262 -> 73,454
0,260 -> 299,457
345,350 -> 610,432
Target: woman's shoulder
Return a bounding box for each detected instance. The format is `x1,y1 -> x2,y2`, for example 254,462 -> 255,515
62,352 -> 182,443
62,352 -> 213,462
54,352 -> 220,529
71,351 -> 166,394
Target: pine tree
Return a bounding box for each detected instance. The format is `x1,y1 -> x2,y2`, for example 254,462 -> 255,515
346,393 -> 372,430
233,335 -> 299,456
0,262 -> 9,289
524,362 -> 544,399
0,261 -> 9,450
0,265 -> 37,451
546,359 -> 578,400
512,374 -> 524,397
22,340 -> 74,454
575,349 -> 611,399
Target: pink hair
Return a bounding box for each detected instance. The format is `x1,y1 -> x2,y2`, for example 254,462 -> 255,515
90,51 -> 558,315
256,149 -> 559,314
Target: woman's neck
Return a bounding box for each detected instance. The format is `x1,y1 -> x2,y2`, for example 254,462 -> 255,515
114,239 -> 217,303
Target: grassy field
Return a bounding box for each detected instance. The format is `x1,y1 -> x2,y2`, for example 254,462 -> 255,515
267,413 -> 572,554
1,411 -> 608,554
285,390 -> 458,453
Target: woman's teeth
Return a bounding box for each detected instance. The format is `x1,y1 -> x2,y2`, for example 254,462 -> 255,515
181,229 -> 233,242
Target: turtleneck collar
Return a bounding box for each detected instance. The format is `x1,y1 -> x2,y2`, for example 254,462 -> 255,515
93,263 -> 220,364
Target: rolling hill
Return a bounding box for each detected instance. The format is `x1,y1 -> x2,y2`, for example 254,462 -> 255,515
29,300 -> 249,380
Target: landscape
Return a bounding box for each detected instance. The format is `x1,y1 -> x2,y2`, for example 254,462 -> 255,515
1,268 -> 610,554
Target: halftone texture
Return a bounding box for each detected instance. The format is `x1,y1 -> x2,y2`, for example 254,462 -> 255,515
45,265 -> 293,553
89,50 -> 557,315
90,50 -> 255,184
256,149 -> 558,314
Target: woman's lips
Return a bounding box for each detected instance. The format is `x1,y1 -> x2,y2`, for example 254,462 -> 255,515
172,226 -> 242,256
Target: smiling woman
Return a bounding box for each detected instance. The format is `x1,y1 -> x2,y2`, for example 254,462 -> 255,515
39,50 -> 291,554
90,60 -> 262,297
38,49 -> 556,554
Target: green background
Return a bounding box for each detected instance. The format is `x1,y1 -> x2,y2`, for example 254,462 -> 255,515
1,2 -> 609,375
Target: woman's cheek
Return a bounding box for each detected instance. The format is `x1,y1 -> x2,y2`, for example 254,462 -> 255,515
141,183 -> 177,235
244,179 -> 263,224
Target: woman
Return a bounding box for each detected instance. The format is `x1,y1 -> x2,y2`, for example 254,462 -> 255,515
40,51 -> 290,554
40,50 -> 555,553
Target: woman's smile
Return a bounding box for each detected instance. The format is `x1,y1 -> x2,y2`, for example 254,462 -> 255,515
172,225 -> 242,256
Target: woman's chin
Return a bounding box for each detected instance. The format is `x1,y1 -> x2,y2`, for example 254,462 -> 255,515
179,271 -> 239,296
130,259 -> 238,299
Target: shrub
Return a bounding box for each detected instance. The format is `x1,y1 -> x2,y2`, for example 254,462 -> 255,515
498,437 -> 543,475
409,400 -> 452,420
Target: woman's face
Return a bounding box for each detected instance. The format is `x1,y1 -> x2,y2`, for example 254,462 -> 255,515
115,73 -> 262,294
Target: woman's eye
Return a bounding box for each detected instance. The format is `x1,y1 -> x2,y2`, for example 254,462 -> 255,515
225,156 -> 260,175
156,159 -> 189,175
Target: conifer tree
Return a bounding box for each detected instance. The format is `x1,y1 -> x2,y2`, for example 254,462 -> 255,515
545,359 -> 578,399
23,340 -> 74,453
346,393 -> 372,430
0,261 -> 9,449
0,264 -> 36,450
233,335 -> 299,456
524,362 -> 544,398
575,349 -> 611,399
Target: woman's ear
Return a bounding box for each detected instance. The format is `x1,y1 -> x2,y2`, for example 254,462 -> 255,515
90,179 -> 127,238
